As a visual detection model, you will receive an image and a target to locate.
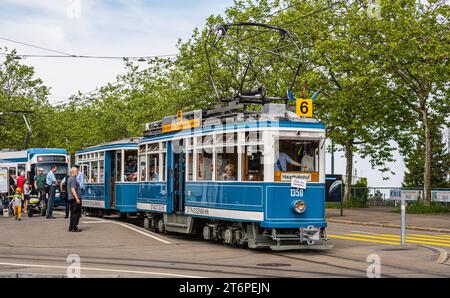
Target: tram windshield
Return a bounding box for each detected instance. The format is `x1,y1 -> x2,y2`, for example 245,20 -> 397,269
274,139 -> 320,182
36,163 -> 69,182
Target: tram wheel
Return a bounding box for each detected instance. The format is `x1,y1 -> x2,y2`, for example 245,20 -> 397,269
157,219 -> 165,233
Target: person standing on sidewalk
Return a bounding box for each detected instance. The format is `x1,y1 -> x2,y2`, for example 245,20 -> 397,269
17,172 -> 25,194
67,167 -> 82,232
34,168 -> 47,216
60,174 -> 70,218
12,188 -> 23,221
46,165 -> 57,219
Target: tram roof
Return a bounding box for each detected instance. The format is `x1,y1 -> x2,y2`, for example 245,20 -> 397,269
75,137 -> 141,154
0,148 -> 68,163
142,104 -> 325,141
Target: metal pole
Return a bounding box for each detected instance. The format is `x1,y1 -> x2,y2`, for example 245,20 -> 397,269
401,199 -> 406,246
331,140 -> 335,175
340,179 -> 344,217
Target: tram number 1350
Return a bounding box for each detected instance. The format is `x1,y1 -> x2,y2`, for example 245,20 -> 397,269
290,188 -> 304,197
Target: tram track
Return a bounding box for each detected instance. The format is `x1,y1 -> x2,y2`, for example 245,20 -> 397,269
0,253 -> 363,278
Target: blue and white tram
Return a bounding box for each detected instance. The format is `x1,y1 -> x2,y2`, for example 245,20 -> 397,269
75,138 -> 140,216
138,105 -> 330,250
0,148 -> 70,205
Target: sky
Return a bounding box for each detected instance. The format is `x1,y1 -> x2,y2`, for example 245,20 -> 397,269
0,0 -> 409,187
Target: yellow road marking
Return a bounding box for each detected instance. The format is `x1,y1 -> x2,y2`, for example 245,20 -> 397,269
376,234 -> 450,244
328,234 -> 399,246
345,233 -> 450,248
408,234 -> 450,240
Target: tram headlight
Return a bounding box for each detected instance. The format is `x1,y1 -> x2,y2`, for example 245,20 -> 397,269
292,200 -> 306,214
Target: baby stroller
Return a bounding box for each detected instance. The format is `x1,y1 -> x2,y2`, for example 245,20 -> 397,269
1,193 -> 12,216
28,193 -> 44,217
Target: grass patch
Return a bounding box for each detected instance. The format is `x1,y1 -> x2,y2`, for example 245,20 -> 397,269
394,202 -> 450,214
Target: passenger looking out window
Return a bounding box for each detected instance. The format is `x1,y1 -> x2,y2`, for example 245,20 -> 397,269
221,164 -> 237,181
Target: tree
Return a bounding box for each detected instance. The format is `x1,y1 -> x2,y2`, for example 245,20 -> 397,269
0,49 -> 51,149
361,0 -> 450,205
403,121 -> 450,188
275,0 -> 408,201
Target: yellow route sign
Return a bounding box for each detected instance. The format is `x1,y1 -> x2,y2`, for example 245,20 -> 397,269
296,98 -> 313,118
177,110 -> 183,122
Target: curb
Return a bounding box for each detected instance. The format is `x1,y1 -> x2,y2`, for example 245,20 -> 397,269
418,245 -> 449,264
327,219 -> 450,234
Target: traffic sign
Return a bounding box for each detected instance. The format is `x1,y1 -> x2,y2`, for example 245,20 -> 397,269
296,98 -> 313,117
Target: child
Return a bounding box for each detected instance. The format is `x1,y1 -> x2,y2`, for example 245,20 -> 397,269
23,180 -> 30,214
12,188 -> 23,221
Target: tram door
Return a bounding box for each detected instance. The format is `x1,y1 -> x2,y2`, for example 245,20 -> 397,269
109,152 -> 117,209
171,140 -> 185,213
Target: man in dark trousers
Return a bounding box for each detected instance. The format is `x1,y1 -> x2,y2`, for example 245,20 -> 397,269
67,167 -> 82,232
34,168 -> 47,216
45,165 -> 58,219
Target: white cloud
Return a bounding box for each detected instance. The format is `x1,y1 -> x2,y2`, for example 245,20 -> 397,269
0,0 -> 233,100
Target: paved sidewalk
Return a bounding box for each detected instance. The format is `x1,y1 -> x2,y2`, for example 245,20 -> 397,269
326,207 -> 450,233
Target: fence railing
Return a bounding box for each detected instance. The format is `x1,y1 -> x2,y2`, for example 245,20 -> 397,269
346,187 -> 450,208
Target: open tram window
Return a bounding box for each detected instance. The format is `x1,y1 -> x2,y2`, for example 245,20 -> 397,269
243,145 -> 264,181
124,150 -> 138,181
274,139 -> 320,182
216,147 -> 238,181
147,153 -> 159,181
197,150 -> 213,181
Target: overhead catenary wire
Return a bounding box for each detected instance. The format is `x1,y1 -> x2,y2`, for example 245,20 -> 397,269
0,36 -> 178,60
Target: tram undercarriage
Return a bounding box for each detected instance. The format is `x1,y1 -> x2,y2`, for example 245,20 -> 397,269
143,213 -> 332,251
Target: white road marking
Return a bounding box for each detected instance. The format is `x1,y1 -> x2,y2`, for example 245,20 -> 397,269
0,262 -> 204,278
83,218 -> 172,244
53,211 -> 172,244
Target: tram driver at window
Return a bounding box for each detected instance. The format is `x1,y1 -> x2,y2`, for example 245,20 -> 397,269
275,142 -> 307,172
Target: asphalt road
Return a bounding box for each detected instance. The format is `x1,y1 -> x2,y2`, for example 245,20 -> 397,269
0,210 -> 449,278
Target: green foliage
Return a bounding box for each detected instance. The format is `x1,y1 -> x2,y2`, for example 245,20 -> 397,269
394,202 -> 450,214
0,49 -> 51,149
403,120 -> 450,188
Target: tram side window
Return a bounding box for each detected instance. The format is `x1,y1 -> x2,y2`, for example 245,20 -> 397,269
82,163 -> 90,183
243,145 -> 264,181
98,160 -> 104,183
91,161 -> 98,183
186,150 -> 193,181
115,152 -> 122,182
139,155 -> 146,181
216,147 -> 238,181
18,164 -> 25,175
147,153 -> 159,181
197,150 -> 213,181
162,152 -> 167,181
124,150 -> 138,182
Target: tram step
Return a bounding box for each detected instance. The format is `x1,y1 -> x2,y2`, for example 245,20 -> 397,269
165,222 -> 188,228
103,214 -> 121,219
